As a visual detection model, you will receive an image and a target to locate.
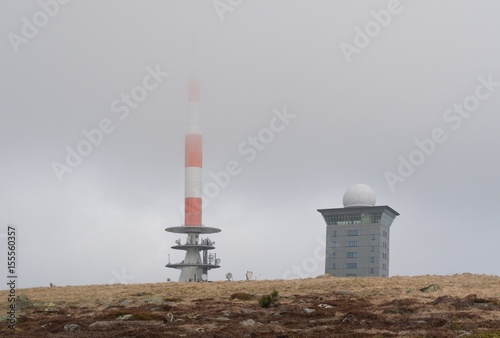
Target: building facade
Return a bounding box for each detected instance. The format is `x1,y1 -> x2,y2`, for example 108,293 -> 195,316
318,184 -> 399,277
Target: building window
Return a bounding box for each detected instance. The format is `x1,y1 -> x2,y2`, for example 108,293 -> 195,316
383,231 -> 388,238
330,242 -> 337,248
382,263 -> 387,270
332,230 -> 337,237
370,268 -> 374,274
346,274 -> 357,277
346,263 -> 357,269
347,230 -> 358,236
382,252 -> 387,259
331,263 -> 336,269
371,234 -> 376,240
383,242 -> 387,248
347,252 -> 358,258
371,245 -> 375,252
331,252 -> 336,259
347,241 -> 358,247
370,257 -> 375,263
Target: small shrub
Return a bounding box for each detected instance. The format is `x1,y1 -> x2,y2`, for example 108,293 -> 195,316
259,290 -> 279,308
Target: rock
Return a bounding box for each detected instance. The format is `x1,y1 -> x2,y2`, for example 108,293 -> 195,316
119,299 -> 130,306
215,317 -> 230,321
318,304 -> 333,309
144,296 -> 165,305
303,308 -> 315,314
64,323 -> 80,332
165,313 -> 174,322
220,310 -> 231,316
241,319 -> 257,326
240,308 -> 256,314
458,330 -> 472,336
89,320 -> 164,328
116,314 -> 133,321
419,284 -> 440,293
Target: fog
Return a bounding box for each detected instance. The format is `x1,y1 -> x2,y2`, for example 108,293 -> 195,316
1,0 -> 499,288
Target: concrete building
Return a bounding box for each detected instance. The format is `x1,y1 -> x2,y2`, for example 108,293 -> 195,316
318,184 -> 399,277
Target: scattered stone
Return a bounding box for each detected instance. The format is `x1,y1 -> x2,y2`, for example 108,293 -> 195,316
420,284 -> 440,293
220,310 -> 231,316
144,296 -> 165,305
165,312 -> 174,322
215,317 -> 230,321
116,314 -> 133,321
458,330 -> 472,336
119,299 -> 130,306
416,320 -> 427,325
303,308 -> 316,314
64,323 -> 80,332
240,308 -> 256,314
89,320 -> 164,328
318,304 -> 333,309
241,319 -> 257,326
195,328 -> 204,333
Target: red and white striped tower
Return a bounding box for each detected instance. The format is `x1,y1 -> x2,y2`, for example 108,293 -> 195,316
185,77 -> 202,226
165,53 -> 221,282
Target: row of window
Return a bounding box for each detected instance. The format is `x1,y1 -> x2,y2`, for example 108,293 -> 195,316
331,266 -> 377,275
330,241 -> 358,248
332,263 -> 358,269
331,252 -> 388,260
330,231 -> 381,239
330,240 -> 387,248
324,212 -> 383,225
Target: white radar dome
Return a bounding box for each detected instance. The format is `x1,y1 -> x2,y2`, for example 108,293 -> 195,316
343,184 -> 376,207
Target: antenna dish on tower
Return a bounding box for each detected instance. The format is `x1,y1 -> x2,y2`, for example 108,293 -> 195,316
201,274 -> 208,282
175,239 -> 181,245
246,271 -> 254,281
226,272 -> 233,281
215,258 -> 221,265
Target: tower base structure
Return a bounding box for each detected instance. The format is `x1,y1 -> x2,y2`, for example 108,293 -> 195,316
165,226 -> 221,282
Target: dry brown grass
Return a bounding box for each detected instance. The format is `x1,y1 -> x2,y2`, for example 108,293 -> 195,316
3,273 -> 498,309
1,274 -> 499,337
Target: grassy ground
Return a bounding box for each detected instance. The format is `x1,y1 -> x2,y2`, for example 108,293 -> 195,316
0,274 -> 499,337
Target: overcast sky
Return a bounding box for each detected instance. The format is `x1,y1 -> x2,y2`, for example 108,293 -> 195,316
1,0 -> 499,289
